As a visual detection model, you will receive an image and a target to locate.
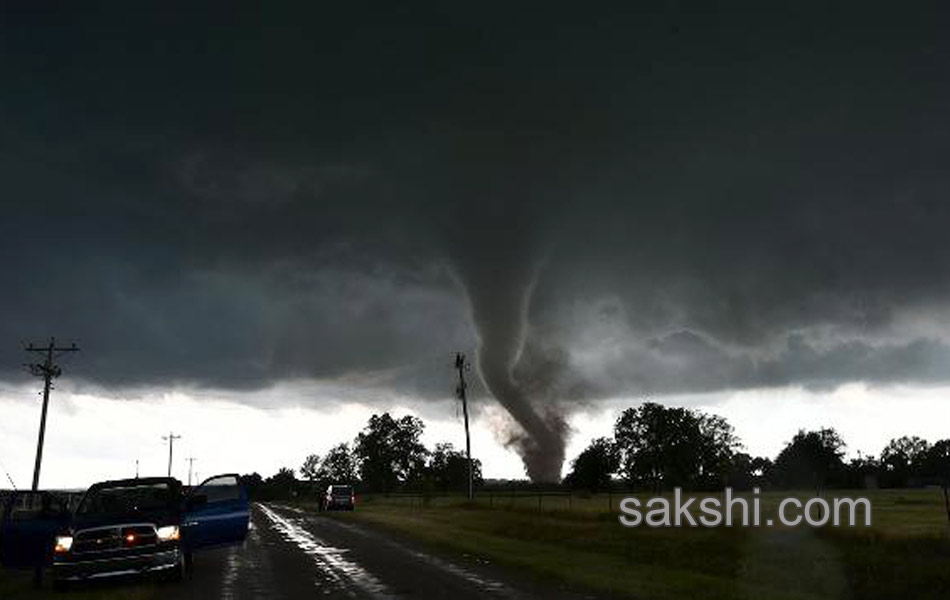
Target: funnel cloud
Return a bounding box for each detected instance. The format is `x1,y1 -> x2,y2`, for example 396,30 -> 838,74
453,246 -> 567,482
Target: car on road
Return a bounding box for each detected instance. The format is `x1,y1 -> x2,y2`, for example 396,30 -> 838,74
323,484 -> 355,511
0,473 -> 249,587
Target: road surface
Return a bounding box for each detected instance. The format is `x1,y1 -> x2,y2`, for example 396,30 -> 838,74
158,503 -> 604,600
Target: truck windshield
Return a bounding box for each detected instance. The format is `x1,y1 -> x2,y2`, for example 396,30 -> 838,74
77,483 -> 175,516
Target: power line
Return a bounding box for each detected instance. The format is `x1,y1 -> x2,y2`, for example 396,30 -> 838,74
0,456 -> 18,491
162,432 -> 181,478
454,352 -> 474,500
24,337 -> 79,491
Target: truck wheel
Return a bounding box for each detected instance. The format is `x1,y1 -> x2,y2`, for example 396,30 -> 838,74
164,550 -> 187,582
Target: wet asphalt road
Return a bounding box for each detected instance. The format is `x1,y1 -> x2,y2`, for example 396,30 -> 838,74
165,503 -> 605,600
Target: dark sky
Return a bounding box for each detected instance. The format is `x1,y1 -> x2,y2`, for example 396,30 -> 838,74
3,2 -> 950,405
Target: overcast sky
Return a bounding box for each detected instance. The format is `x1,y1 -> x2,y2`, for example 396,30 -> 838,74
2,3 -> 950,486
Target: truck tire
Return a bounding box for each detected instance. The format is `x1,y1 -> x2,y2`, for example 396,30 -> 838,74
163,549 -> 187,583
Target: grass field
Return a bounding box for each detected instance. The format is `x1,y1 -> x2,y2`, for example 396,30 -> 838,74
326,488 -> 950,600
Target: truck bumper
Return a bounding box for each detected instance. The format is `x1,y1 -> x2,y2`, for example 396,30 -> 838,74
53,548 -> 180,581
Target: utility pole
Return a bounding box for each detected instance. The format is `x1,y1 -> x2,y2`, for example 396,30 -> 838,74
135,459 -> 139,479
186,457 -> 196,486
162,432 -> 181,478
25,337 -> 79,491
454,353 -> 474,500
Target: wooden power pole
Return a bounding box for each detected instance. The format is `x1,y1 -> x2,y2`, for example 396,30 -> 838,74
162,432 -> 181,477
25,337 -> 79,491
454,352 -> 474,500
186,457 -> 197,486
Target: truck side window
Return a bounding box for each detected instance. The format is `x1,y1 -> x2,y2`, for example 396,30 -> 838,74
200,475 -> 240,502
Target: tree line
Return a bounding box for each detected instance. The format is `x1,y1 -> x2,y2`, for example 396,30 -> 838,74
239,403 -> 950,500
241,412 -> 483,500
564,402 -> 950,495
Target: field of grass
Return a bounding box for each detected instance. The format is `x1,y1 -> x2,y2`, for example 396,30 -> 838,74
325,488 -> 950,600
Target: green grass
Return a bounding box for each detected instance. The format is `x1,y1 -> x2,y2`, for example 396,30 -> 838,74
321,489 -> 950,600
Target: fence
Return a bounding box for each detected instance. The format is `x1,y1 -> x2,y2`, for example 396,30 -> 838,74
359,490 -> 626,513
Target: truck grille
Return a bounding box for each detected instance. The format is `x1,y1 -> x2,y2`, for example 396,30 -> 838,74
73,525 -> 158,554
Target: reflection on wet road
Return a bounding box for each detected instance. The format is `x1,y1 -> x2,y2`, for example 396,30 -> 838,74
169,503 -> 598,600
257,504 -> 394,598
218,518 -> 278,600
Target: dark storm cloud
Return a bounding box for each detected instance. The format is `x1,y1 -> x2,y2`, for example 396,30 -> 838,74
3,3 -> 950,409
560,329 -> 950,398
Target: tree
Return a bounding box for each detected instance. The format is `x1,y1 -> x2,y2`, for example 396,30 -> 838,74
920,440 -> 950,526
880,436 -> 931,487
725,453 -> 772,490
261,467 -> 297,500
614,402 -> 740,491
844,454 -> 880,489
751,456 -> 773,479
770,429 -> 846,490
427,443 -> 483,493
695,413 -> 741,489
321,443 -> 358,484
353,413 -> 429,492
239,472 -> 264,500
300,454 -> 325,483
563,437 -> 619,492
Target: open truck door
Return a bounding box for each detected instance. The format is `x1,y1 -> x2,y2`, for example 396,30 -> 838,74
0,492 -> 71,568
181,474 -> 249,551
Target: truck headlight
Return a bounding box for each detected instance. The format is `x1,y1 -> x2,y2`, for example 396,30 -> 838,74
156,526 -> 180,541
54,535 -> 73,553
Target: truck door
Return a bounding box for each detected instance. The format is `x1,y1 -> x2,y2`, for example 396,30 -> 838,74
181,474 -> 249,551
0,492 -> 70,568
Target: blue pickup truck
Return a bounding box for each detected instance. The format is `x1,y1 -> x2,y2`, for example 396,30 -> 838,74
0,474 -> 248,587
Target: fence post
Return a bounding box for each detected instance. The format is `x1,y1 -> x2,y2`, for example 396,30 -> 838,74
538,494 -> 542,512
608,492 -> 612,512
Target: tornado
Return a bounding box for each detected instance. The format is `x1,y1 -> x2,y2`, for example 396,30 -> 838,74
452,248 -> 567,482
